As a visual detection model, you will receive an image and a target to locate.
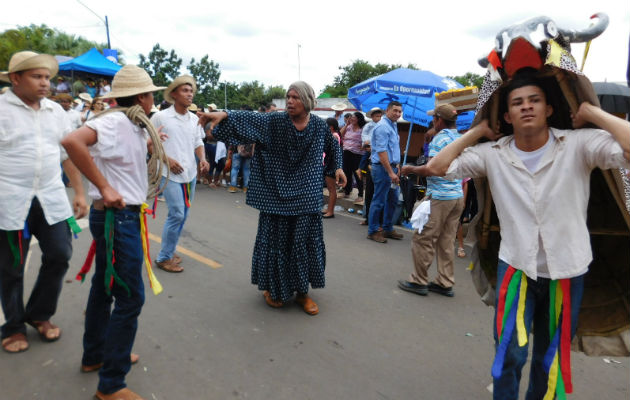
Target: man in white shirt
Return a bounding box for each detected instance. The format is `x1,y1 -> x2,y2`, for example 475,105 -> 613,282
0,51 -> 87,353
150,75 -> 209,273
424,69 -> 630,399
56,93 -> 83,130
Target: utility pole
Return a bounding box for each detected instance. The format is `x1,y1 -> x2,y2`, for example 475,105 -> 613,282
77,0 -> 110,48
297,44 -> 301,80
224,82 -> 228,110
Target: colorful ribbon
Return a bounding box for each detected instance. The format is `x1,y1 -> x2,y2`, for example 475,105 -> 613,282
67,216 -> 82,238
76,240 -> 96,282
493,265 -> 573,397
6,231 -> 23,268
181,182 -> 191,208
140,203 -> 163,295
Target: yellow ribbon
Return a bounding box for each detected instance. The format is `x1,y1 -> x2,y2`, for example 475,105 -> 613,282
544,352 -> 560,400
140,203 -> 163,295
516,275 -> 528,346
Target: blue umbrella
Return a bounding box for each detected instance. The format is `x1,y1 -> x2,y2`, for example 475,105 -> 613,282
348,68 -> 475,164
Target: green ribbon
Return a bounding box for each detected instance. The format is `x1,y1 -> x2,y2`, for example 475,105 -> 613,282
6,231 -> 21,268
104,209 -> 131,297
67,216 -> 82,237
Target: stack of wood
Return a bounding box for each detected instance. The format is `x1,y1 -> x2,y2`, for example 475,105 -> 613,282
434,86 -> 479,112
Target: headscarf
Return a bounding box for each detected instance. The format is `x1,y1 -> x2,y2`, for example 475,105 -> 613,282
287,81 -> 316,113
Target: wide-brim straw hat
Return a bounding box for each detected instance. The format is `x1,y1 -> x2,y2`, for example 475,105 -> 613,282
331,102 -> 347,111
78,92 -> 93,103
0,51 -> 58,83
188,103 -> 198,112
366,107 -> 383,118
163,75 -> 197,104
207,103 -> 217,111
100,65 -> 165,99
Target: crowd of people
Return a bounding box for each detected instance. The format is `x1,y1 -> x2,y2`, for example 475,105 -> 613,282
1,48 -> 629,400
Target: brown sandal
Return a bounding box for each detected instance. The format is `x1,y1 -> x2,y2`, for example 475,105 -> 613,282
27,320 -> 61,342
2,332 -> 29,353
82,353 -> 140,373
263,291 -> 284,308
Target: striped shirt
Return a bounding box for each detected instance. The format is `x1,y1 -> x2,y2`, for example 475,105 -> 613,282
426,129 -> 463,200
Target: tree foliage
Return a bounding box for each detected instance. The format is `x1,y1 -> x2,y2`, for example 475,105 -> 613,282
447,72 -> 485,89
138,44 -> 182,103
187,55 -> 221,107
0,24 -> 117,70
322,59 -> 419,97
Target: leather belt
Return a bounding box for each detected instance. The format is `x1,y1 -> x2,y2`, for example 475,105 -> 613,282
92,199 -> 141,212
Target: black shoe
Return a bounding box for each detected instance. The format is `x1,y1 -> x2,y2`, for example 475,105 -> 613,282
322,214 -> 335,219
428,282 -> 454,297
397,280 -> 428,296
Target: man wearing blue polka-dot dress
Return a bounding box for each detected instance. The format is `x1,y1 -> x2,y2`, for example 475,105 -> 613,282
198,81 -> 346,315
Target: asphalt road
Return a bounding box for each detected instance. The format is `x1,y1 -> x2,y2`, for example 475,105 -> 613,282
0,186 -> 628,399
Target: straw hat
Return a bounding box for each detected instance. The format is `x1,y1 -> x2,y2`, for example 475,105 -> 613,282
188,103 -> 199,112
428,103 -> 458,121
366,107 -> 383,118
0,87 -> 9,95
100,65 -> 165,99
78,93 -> 93,103
331,102 -> 347,111
163,75 -> 197,104
0,51 -> 58,83
56,93 -> 73,102
207,103 -> 217,111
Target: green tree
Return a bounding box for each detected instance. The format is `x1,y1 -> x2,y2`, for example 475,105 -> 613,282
187,55 -> 221,107
138,44 -> 182,102
448,72 -> 485,88
0,24 -> 118,70
322,59 -> 418,97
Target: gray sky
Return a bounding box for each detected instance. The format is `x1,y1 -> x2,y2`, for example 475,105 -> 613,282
3,0 -> 629,93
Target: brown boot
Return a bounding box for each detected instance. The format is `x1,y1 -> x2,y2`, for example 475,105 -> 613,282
263,291 -> 284,308
384,230 -> 404,240
367,231 -> 387,243
94,388 -> 145,400
156,259 -> 183,273
295,294 -> 319,315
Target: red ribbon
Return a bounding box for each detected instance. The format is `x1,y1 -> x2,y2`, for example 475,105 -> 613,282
560,279 -> 572,393
496,265 -> 516,339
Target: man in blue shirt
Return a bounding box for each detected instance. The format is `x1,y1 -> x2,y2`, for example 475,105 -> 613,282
367,101 -> 403,243
398,103 -> 464,297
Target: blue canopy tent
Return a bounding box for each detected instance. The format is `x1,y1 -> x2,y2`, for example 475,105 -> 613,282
348,68 -> 475,164
58,48 -> 121,77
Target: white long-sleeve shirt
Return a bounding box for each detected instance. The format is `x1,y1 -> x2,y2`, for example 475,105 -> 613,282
0,89 -> 73,230
446,127 -> 629,280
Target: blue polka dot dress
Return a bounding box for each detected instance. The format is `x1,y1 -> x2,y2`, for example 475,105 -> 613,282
213,111 -> 342,302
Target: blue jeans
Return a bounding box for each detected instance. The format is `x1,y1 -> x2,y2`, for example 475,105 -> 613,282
230,153 -> 251,188
82,207 -> 145,394
157,177 -> 196,262
368,163 -> 398,235
493,260 -> 584,400
0,197 -> 71,339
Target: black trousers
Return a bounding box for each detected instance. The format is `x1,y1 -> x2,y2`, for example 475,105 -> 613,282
342,150 -> 364,196
0,197 -> 72,339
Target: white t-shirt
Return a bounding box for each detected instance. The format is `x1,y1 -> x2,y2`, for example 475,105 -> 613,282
150,107 -> 204,183
510,134 -> 556,277
85,112 -> 149,205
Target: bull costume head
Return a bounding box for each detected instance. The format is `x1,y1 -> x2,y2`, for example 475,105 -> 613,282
467,12 -> 630,358
473,13 -> 609,133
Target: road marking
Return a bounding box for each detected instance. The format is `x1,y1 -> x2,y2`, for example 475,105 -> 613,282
148,233 -> 222,269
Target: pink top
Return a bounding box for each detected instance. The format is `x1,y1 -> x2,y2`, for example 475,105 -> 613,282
342,125 -> 364,155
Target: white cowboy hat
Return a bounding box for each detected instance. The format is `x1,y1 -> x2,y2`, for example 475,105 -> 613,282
207,103 -> 217,111
331,102 -> 348,111
163,75 -> 197,104
366,107 -> 383,118
100,65 -> 165,99
0,51 -> 58,83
